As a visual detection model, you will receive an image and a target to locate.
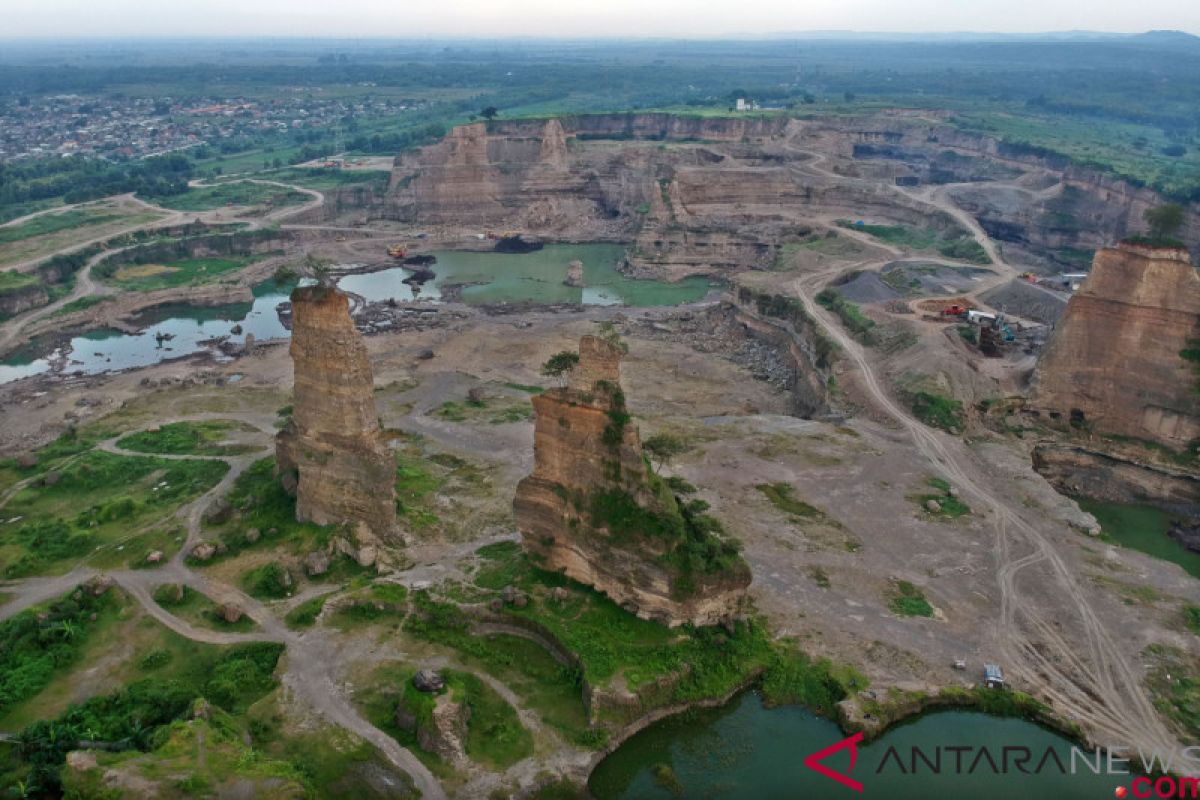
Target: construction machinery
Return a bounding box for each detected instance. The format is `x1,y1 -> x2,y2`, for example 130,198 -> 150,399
387,243 -> 408,259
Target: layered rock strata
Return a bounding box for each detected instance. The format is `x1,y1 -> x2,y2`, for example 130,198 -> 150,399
276,285 -> 399,544
513,335 -> 750,627
1031,243 -> 1200,447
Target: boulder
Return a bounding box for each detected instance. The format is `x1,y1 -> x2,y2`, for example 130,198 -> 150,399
925,499 -> 942,513
145,550 -> 164,564
218,604 -> 244,624
83,575 -> 114,597
304,550 -> 331,577
190,542 -> 217,562
202,497 -> 233,525
42,471 -> 61,486
417,348 -> 435,360
17,453 -> 37,469
244,527 -> 261,544
413,669 -> 445,693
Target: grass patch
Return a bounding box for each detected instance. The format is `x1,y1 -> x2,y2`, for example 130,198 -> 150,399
0,209 -> 125,246
503,382 -> 544,394
411,548 -> 864,723
10,640 -> 284,795
241,562 -> 295,600
50,295 -> 113,317
199,457 -> 337,564
109,254 -> 267,291
816,288 -> 877,343
284,595 -> 329,629
836,220 -> 990,264
151,584 -> 257,632
117,420 -> 263,456
756,482 -> 822,520
0,450 -> 228,578
1144,645 -> 1200,740
910,391 -> 965,434
889,580 -> 934,617
0,587 -> 118,718
916,477 -> 971,519
1184,606 -> 1200,636
143,181 -> 311,212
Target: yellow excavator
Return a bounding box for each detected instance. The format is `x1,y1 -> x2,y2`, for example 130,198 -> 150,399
387,243 -> 408,259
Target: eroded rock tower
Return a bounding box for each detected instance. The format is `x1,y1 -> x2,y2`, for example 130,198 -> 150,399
276,285 -> 399,546
514,335 -> 750,627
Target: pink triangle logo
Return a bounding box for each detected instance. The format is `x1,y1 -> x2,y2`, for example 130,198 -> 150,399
803,731 -> 865,792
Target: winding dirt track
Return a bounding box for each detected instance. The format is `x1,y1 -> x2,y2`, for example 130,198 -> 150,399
789,234 -> 1180,761
0,414 -> 447,800
0,179 -> 326,357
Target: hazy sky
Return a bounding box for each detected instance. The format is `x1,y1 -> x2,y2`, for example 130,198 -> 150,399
6,0 -> 1199,38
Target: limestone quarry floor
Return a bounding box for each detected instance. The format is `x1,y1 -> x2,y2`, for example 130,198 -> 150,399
1,300 -> 1196,774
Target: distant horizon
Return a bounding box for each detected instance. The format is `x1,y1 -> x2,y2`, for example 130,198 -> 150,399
4,0 -> 1198,40
2,29 -> 1199,41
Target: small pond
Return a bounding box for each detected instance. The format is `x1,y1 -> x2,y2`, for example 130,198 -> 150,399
589,692 -> 1121,799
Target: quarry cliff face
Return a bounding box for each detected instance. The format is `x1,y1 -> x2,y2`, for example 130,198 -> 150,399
513,335 -> 750,627
276,285 -> 399,544
1031,243 -> 1200,447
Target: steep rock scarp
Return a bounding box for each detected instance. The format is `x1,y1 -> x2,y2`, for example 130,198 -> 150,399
513,335 -> 750,627
1031,242 -> 1200,447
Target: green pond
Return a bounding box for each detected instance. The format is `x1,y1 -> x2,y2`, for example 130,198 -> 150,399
1078,499 -> 1200,579
336,244 -> 717,306
590,692 -> 1123,799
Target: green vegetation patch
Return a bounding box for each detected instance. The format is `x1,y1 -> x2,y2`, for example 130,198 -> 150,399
1144,645 -> 1200,740
0,450 -> 229,578
10,641 -> 284,795
415,549 -> 864,724
358,663 -> 532,773
110,254 -> 266,291
117,419 -> 263,456
241,562 -> 295,600
816,288 -> 877,343
143,181 -> 311,212
51,294 -> 113,317
200,456 -> 337,564
757,482 -> 822,520
910,390 -> 965,434
0,209 -> 125,246
284,595 -> 328,629
916,477 -> 971,519
889,580 -> 935,617
835,219 -> 990,264
0,587 -> 117,718
151,584 -> 257,633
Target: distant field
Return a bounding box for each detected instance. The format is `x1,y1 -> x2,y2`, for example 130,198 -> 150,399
0,204 -> 167,270
109,254 -> 270,291
260,167 -> 391,192
142,182 -> 312,212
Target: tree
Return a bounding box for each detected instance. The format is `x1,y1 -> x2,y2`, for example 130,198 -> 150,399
1144,203 -> 1185,240
480,106 -> 499,120
541,351 -> 580,385
596,321 -> 628,354
643,433 -> 689,472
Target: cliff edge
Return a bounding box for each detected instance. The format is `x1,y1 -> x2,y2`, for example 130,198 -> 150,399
1031,242 -> 1200,447
513,335 -> 750,627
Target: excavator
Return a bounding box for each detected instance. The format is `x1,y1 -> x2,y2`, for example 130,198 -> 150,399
387,243 -> 408,259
